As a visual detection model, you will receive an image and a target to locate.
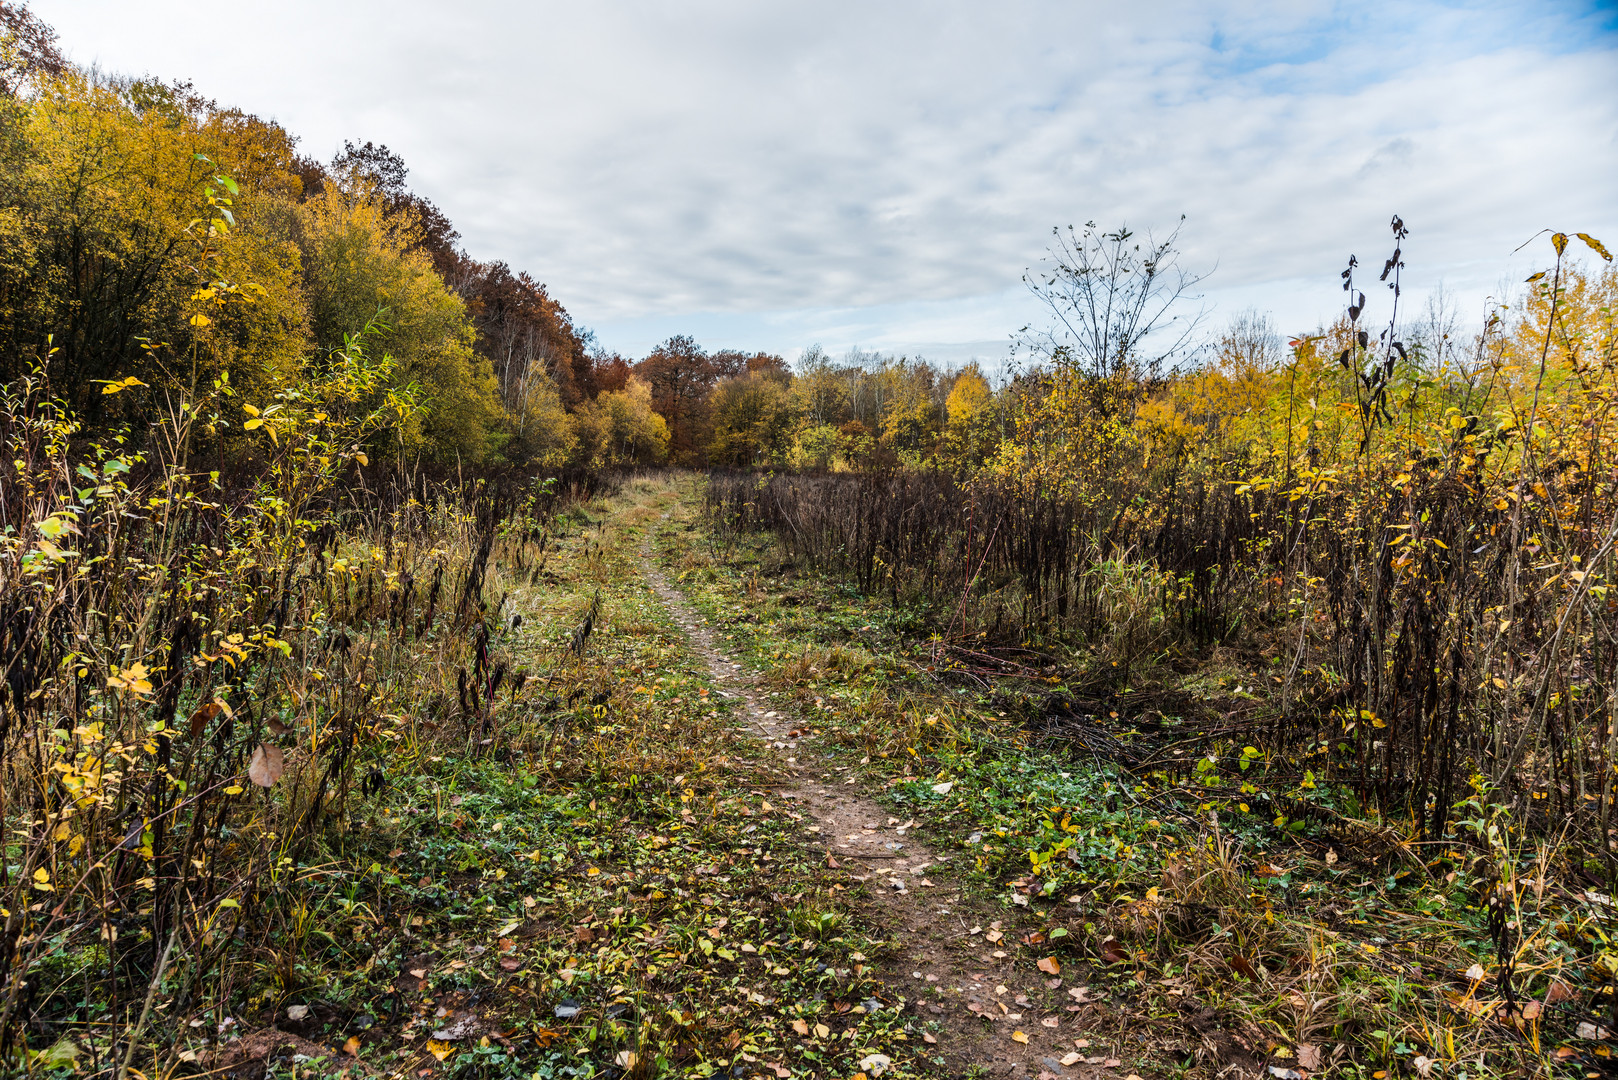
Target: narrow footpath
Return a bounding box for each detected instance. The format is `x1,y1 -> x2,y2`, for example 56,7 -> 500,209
643,520 -> 1129,1080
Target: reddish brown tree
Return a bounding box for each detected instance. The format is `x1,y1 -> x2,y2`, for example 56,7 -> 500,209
634,335 -> 720,462
0,2 -> 66,96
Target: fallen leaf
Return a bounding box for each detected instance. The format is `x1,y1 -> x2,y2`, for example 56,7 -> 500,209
1412,1056 -> 1434,1078
1231,954 -> 1259,980
1038,956 -> 1061,975
1464,963 -> 1486,982
1521,1000 -> 1543,1020
923,1032 -> 937,1044
1578,1022 -> 1613,1039
188,701 -> 224,737
1060,1053 -> 1082,1066
426,1039 -> 453,1062
860,1053 -> 892,1076
1546,980 -> 1577,1003
248,744 -> 285,787
1099,938 -> 1128,964
1103,1060 -> 1121,1068
814,1023 -> 830,1039
408,968 -> 427,979
1296,1043 -> 1321,1069
1011,1031 -> 1029,1044
932,781 -> 954,795
343,1036 -> 361,1055
1041,1017 -> 1060,1028
285,1005 -> 309,1021
499,958 -> 521,971
792,1019 -> 809,1036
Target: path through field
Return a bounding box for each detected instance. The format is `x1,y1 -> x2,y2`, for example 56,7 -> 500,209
640,507 -> 1131,1080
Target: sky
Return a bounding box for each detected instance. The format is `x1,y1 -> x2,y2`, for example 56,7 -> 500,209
29,0 -> 1618,367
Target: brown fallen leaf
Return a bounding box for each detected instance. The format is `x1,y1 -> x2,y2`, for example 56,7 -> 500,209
922,1032 -> 937,1044
827,852 -> 840,868
1296,1043 -> 1321,1069
1041,1017 -> 1060,1028
343,1036 -> 361,1055
188,701 -> 224,738
792,1019 -> 809,1036
248,744 -> 285,787
266,717 -> 293,737
1546,980 -> 1576,1003
1038,956 -> 1061,975
1099,938 -> 1128,964
1231,954 -> 1259,980
499,958 -> 521,972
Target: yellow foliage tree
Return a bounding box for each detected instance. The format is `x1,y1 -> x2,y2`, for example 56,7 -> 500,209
296,186 -> 499,462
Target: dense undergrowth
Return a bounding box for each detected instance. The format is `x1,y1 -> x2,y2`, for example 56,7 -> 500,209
678,458 -> 1618,1078
0,423 -> 949,1079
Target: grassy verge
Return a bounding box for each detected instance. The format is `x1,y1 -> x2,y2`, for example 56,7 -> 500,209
127,474 -> 954,1080
658,474 -> 1618,1080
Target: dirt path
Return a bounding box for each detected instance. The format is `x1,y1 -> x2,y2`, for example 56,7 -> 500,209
643,526 -> 1128,1080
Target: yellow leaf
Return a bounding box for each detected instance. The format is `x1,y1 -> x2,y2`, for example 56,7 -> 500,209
1011,1030 -> 1029,1044
343,1036 -> 361,1055
813,1023 -> 829,1039
108,663 -> 154,696
1577,232 -> 1612,262
426,1039 -> 453,1062
189,313 -> 211,327
242,404 -> 260,417
354,452 -> 368,467
243,418 -> 263,430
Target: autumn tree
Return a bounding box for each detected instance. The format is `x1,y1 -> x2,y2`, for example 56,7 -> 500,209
708,370 -> 799,466
0,0 -> 64,96
634,335 -> 717,462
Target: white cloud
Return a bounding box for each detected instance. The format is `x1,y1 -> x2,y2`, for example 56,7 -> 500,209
27,0 -> 1618,358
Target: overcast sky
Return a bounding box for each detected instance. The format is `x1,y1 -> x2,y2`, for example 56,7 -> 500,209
29,0 -> 1618,365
